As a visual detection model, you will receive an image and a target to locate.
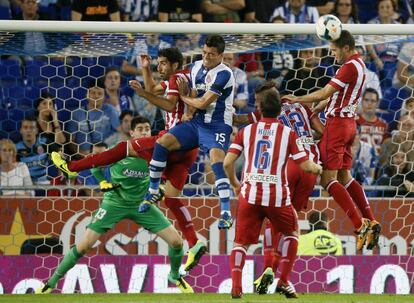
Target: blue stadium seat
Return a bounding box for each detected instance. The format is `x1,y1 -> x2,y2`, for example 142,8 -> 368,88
60,6 -> 71,21
0,5 -> 10,20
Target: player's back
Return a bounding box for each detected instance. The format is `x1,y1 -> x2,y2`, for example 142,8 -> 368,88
231,119 -> 307,207
325,53 -> 366,118
161,69 -> 191,130
190,60 -> 235,126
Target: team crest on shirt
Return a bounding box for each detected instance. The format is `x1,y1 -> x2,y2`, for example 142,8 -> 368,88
206,74 -> 212,84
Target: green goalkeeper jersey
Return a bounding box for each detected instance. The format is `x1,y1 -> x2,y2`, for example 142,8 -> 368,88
92,157 -> 149,208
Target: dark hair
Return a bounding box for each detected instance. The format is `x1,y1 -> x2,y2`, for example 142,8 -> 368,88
205,34 -> 225,54
104,67 -> 121,78
362,88 -> 380,101
254,80 -> 278,94
377,0 -> 397,11
34,92 -> 55,110
158,47 -> 184,70
87,78 -> 105,90
119,110 -> 134,121
332,29 -> 355,50
259,89 -> 281,118
309,211 -> 328,231
131,116 -> 151,130
94,142 -> 108,148
333,0 -> 359,23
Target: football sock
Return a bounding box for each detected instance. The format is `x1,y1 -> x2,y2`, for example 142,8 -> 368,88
345,179 -> 375,221
272,232 -> 283,273
164,197 -> 198,247
211,162 -> 230,213
68,141 -> 127,172
149,143 -> 169,193
168,246 -> 184,280
47,246 -> 84,288
279,236 -> 298,284
326,180 -> 362,229
230,246 -> 246,291
263,222 -> 274,269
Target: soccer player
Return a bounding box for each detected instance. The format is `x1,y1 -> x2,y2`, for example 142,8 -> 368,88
36,116 -> 193,294
224,88 -> 322,299
51,47 -> 207,272
241,81 -> 325,294
144,34 -> 235,229
283,30 -> 381,251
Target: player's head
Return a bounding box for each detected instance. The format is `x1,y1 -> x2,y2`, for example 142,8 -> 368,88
258,88 -> 281,118
157,47 -> 184,80
202,35 -> 225,69
361,88 -> 380,115
130,116 -> 151,139
329,30 -> 356,64
87,79 -> 105,109
254,81 -> 280,104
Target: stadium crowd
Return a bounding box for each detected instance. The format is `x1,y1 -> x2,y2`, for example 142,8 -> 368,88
0,0 -> 413,197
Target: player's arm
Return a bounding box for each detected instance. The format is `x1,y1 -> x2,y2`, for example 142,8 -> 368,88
223,152 -> 241,193
310,114 -> 325,138
284,84 -> 338,104
141,55 -> 166,95
233,110 -> 260,126
129,80 -> 178,112
289,130 -> 322,175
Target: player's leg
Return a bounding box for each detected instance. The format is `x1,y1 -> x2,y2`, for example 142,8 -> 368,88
201,123 -> 233,229
267,206 -> 299,299
230,198 -> 264,299
36,202 -> 122,293
134,205 -> 193,293
339,169 -> 381,250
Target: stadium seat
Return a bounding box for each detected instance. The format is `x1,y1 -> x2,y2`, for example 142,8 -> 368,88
0,5 -> 11,20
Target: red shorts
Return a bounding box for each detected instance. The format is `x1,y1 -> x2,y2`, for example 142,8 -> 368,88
318,117 -> 356,170
234,196 -> 298,246
287,158 -> 318,212
130,133 -> 199,191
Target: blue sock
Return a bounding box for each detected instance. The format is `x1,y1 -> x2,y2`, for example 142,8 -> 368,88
211,162 -> 230,213
149,143 -> 169,193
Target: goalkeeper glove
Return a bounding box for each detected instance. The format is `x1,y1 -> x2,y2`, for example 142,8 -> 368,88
99,180 -> 120,192
138,186 -> 165,213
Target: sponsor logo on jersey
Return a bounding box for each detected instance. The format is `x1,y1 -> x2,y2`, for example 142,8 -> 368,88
244,173 -> 278,184
122,168 -> 148,178
298,137 -> 315,145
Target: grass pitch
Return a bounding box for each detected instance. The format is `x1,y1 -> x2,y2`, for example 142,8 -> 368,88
0,293 -> 413,303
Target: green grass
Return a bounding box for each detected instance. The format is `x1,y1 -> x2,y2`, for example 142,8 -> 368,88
0,293 -> 413,303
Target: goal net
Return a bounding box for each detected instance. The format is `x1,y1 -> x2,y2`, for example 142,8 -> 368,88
0,21 -> 413,295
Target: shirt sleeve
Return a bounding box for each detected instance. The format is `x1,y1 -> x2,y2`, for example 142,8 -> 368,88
235,72 -> 248,100
228,128 -> 244,156
167,75 -> 180,96
329,63 -> 357,90
209,70 -> 231,96
288,130 -> 308,164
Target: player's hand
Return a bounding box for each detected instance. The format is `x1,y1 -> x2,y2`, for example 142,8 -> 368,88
312,100 -> 327,114
99,180 -> 121,192
313,164 -> 323,175
282,94 -> 299,104
374,58 -> 384,71
181,112 -> 193,122
129,80 -> 145,97
176,76 -> 189,96
140,55 -> 151,69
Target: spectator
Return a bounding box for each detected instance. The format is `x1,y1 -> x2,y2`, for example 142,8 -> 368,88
223,53 -> 249,112
306,0 -> 335,15
351,132 -> 377,185
0,139 -> 34,197
35,93 -> 66,151
105,110 -> 133,146
158,0 -> 202,22
71,0 -> 120,21
393,41 -> 414,91
269,0 -> 319,23
356,88 -> 389,155
65,81 -> 121,155
120,0 -> 158,21
103,67 -> 133,114
201,0 -> 245,23
401,97 -> 414,119
356,46 -> 383,99
241,0 -> 284,23
376,151 -> 414,197
281,48 -> 330,96
332,0 -> 359,24
298,211 -> 343,255
16,117 -> 50,185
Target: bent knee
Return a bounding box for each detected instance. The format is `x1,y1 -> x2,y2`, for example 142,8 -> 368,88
170,237 -> 183,249
157,133 -> 180,150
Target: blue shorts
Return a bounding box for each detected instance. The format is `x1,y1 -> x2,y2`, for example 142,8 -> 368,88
169,118 -> 233,153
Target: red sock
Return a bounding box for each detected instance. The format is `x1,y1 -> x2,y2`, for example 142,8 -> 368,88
326,180 -> 362,229
279,236 -> 298,284
263,221 -> 274,269
164,197 -> 198,247
230,247 -> 246,291
68,141 -> 127,172
345,179 -> 375,221
272,232 -> 283,273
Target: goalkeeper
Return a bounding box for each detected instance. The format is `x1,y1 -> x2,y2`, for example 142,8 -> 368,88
36,116 -> 193,294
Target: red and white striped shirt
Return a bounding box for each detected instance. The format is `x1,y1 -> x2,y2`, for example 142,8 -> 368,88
326,53 -> 366,118
228,118 -> 308,207
160,69 -> 190,130
248,102 -> 320,163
